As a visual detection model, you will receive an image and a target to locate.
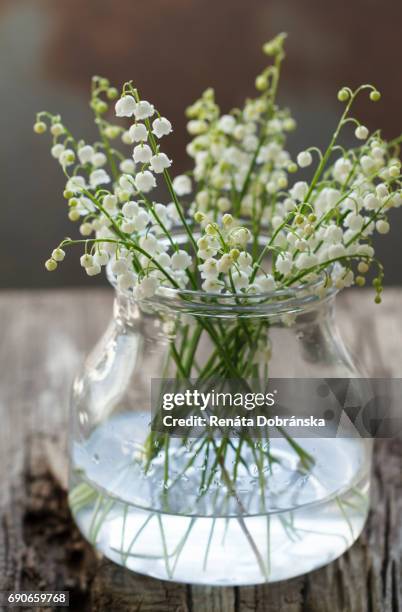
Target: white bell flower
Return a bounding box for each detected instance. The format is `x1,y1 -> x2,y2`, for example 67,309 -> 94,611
112,258 -> 129,275
129,123 -> 148,142
78,145 -> 95,165
86,264 -> 101,276
199,258 -> 219,279
355,125 -> 369,140
137,276 -> 159,298
201,278 -> 223,293
156,252 -> 171,267
134,100 -> 155,120
79,223 -> 93,236
324,225 -> 343,244
172,175 -> 192,196
232,270 -> 250,291
255,274 -> 276,292
135,171 -> 156,193
357,244 -> 374,257
333,157 -> 352,183
345,213 -> 364,231
133,144 -> 152,164
59,149 -> 75,167
115,95 -> 137,117
117,271 -> 137,290
121,220 -> 136,234
91,152 -> 107,167
217,114 -> 236,134
150,153 -> 172,174
152,117 -> 172,138
132,211 -> 150,231
66,176 -> 86,193
103,194 -> 118,213
80,254 -> 93,268
364,194 -> 380,210
166,202 -> 180,222
122,201 -> 139,218
297,151 -> 313,167
119,174 -> 135,193
52,248 -> 65,262
51,144 -> 65,159
228,227 -> 250,249
139,233 -> 159,255
171,250 -> 192,271
276,255 -> 292,275
153,203 -> 170,226
217,254 -> 232,274
90,169 -> 110,188
243,134 -> 259,152
295,253 -> 318,269
289,181 -> 308,201
328,244 -> 346,259
93,251 -> 109,266
120,159 -> 136,174
121,130 -> 134,145
237,251 -> 253,271
376,219 -> 390,234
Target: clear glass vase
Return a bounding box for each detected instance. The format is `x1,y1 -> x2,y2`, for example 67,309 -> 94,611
68,281 -> 372,586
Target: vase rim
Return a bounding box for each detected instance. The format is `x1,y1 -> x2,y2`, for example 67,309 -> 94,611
108,265 -> 339,316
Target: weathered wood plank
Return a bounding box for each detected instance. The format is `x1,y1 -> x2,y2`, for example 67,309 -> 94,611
0,288 -> 401,612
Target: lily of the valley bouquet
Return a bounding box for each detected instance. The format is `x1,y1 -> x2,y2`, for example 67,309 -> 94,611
34,34 -> 402,585
36,33 -> 401,303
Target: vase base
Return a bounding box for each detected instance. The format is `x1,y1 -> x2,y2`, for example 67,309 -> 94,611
71,479 -> 369,585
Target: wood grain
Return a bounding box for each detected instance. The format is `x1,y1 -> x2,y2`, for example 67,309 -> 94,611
0,288 -> 401,612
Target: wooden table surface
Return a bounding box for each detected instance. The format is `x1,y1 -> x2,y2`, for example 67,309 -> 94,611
0,288 -> 401,612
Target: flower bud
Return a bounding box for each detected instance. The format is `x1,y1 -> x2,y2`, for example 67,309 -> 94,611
194,211 -> 205,223
376,219 -> 390,234
337,88 -> 349,102
50,123 -> 64,136
45,258 -> 57,271
255,75 -> 267,91
370,90 -> 381,102
107,87 -> 119,100
52,248 -> 66,262
205,223 -> 219,236
229,227 -> 250,248
355,125 -> 369,140
222,214 -> 233,227
79,223 -> 93,236
197,237 -> 209,250
229,248 -> 240,261
34,121 -> 47,134
96,100 -> 108,114
217,197 -> 231,212
283,118 -> 296,132
104,125 -> 119,139
80,254 -> 93,268
68,209 -> 81,221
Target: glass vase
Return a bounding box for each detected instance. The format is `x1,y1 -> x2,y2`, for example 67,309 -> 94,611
68,281 -> 372,586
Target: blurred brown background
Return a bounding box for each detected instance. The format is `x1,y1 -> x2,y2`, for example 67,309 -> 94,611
0,0 -> 401,287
